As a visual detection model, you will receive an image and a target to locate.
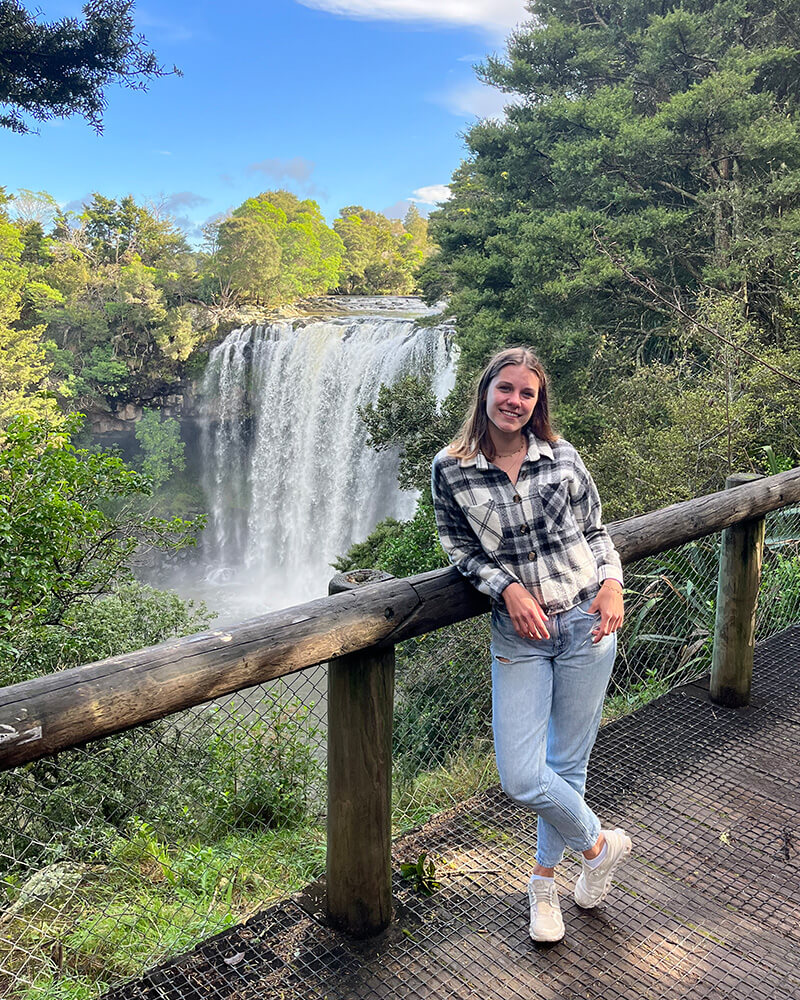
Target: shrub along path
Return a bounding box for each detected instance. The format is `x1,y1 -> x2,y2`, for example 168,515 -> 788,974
108,627 -> 800,1000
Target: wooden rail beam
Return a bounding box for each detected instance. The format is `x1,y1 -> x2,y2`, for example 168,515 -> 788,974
0,578 -> 421,769
607,466 -> 800,565
2,467 -> 800,770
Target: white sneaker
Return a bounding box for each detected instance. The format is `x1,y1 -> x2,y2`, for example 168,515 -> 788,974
528,877 -> 565,942
574,828 -> 632,909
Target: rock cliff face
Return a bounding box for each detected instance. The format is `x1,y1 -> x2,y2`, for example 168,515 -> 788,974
85,394 -> 190,435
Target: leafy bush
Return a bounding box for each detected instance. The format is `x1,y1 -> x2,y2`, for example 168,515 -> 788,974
134,408 -> 185,488
0,414 -> 203,678
196,697 -> 324,832
614,540 -> 719,694
75,343 -> 130,399
334,500 -> 448,578
393,617 -> 492,782
759,547 -> 800,636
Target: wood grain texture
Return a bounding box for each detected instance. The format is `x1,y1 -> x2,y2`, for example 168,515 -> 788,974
608,466 -> 799,563
2,467 -> 800,769
710,474 -> 766,707
0,577 -> 419,768
326,646 -> 395,937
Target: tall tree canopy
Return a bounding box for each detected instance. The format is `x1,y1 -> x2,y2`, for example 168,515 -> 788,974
417,0 -> 800,513
0,0 -> 174,134
334,206 -> 424,295
206,190 -> 346,308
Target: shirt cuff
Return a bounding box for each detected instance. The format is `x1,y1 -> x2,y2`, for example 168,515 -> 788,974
485,570 -> 521,604
598,565 -> 624,587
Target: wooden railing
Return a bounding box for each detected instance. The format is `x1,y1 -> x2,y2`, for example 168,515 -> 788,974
2,468 -> 800,936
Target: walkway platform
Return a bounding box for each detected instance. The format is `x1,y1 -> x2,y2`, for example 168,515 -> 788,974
111,627 -> 800,1000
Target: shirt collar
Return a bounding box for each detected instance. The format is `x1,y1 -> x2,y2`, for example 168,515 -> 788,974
458,434 -> 555,469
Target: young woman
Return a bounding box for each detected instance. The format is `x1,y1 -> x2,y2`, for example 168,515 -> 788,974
431,347 -> 631,944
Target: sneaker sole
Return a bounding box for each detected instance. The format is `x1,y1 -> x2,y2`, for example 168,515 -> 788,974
530,928 -> 565,943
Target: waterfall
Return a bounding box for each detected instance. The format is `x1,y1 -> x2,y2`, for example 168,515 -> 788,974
198,304 -> 454,614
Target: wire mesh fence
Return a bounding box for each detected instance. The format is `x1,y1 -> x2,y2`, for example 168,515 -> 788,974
2,507 -> 800,999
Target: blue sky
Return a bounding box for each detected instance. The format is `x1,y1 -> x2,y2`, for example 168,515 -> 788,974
1,0 -> 530,237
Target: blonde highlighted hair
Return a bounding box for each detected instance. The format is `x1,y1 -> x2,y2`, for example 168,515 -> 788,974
449,347 -> 557,462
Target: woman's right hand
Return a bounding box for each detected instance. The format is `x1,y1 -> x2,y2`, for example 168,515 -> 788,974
502,582 -> 550,640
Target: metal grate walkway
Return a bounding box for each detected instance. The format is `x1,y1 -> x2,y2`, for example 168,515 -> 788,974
108,627 -> 800,1000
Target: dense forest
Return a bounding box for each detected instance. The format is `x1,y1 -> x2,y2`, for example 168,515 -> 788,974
0,186 -> 433,420
339,0 -> 800,575
0,184 -> 432,683
5,0 -> 800,669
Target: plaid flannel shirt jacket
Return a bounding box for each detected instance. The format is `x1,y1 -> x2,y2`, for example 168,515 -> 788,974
431,435 -> 623,614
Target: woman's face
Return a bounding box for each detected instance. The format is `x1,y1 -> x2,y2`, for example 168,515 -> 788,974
485,364 -> 540,436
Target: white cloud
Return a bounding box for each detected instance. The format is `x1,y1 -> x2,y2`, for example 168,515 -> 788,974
247,156 -> 315,182
436,80 -> 515,119
295,0 -> 528,32
411,185 -> 451,205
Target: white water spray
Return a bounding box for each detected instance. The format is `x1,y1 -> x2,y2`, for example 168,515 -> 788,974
198,305 -> 454,614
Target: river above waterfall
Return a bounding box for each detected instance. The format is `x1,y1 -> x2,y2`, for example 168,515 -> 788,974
157,298 -> 455,625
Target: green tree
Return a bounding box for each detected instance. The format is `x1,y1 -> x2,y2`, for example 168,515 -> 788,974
154,303 -> 200,360
237,190 -> 344,301
208,211 -> 282,307
0,0 -> 176,134
103,256 -> 168,350
418,0 -> 800,512
75,342 -> 130,399
0,414 -> 202,669
0,189 -> 60,424
134,408 -> 185,488
334,206 -> 416,294
82,193 -> 188,266
359,373 -> 459,492
206,190 -> 345,306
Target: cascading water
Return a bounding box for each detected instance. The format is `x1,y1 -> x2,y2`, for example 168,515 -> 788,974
198,300 -> 455,617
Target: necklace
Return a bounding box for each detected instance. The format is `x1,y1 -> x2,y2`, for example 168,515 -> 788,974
495,440 -> 525,459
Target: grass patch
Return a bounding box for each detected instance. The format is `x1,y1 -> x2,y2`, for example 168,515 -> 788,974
603,668 -> 671,722
3,824 -> 325,1000
393,742 -> 498,833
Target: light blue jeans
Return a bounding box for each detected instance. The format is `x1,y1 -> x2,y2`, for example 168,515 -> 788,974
491,597 -> 616,869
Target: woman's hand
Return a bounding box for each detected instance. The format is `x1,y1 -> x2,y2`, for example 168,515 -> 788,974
588,580 -> 624,643
502,582 -> 550,640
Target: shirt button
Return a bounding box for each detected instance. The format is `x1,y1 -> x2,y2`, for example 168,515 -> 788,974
519,524 -> 530,535
512,494 -> 522,503
528,551 -> 537,561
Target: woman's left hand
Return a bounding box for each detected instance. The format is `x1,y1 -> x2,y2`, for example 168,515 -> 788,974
588,580 -> 624,643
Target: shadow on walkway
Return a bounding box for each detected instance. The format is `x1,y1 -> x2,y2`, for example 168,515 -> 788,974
110,628 -> 800,1000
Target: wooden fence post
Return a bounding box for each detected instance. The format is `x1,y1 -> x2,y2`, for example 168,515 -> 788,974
710,473 -> 765,708
326,570 -> 395,937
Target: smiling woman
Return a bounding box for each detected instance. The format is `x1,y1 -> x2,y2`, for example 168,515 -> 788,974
431,346 -> 629,944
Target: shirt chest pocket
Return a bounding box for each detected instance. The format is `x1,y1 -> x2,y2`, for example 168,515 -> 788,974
535,479 -> 574,536
463,501 -> 503,554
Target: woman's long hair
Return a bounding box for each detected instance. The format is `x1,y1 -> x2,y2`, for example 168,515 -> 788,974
449,347 -> 557,462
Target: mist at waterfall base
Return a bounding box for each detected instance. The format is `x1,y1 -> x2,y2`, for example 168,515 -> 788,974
160,299 -> 455,625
